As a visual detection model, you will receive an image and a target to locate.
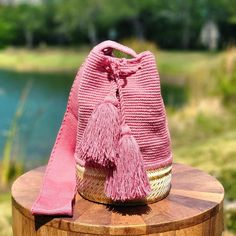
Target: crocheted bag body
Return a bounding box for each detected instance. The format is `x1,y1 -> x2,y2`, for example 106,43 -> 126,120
31,41 -> 172,216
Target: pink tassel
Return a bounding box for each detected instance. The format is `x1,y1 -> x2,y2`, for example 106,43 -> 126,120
78,95 -> 120,168
105,124 -> 151,201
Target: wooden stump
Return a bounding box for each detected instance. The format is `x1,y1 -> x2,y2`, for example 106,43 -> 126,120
11,163 -> 224,236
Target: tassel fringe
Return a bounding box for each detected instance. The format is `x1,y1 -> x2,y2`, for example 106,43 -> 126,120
105,124 -> 151,201
78,95 -> 120,168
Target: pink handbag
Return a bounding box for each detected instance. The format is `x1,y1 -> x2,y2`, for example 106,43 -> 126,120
31,40 -> 173,216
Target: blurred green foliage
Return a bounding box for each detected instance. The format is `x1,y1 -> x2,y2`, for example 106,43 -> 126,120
226,211 -> 236,233
216,48 -> 236,104
0,193 -> 11,236
219,168 -> 236,201
0,0 -> 236,49
0,81 -> 31,187
121,38 -> 158,54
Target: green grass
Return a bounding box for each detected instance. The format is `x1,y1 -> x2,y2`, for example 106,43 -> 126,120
0,47 -> 222,76
0,47 -> 88,73
0,192 -> 10,202
0,193 -> 11,236
157,50 -> 221,76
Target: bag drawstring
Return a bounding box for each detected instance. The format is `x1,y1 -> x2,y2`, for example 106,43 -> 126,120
77,76 -> 120,168
102,57 -> 151,201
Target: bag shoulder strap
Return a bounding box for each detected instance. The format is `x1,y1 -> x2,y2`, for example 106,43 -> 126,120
31,65 -> 83,215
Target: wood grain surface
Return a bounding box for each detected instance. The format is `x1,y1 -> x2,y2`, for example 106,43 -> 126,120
11,163 -> 224,236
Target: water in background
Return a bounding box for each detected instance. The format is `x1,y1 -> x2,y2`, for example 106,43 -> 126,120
0,69 -> 187,169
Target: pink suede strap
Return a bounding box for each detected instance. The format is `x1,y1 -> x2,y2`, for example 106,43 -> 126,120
31,68 -> 82,216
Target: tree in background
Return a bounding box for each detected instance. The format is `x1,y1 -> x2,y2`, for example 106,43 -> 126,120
0,5 -> 18,47
200,20 -> 220,50
54,0 -> 107,45
0,0 -> 235,49
53,0 -> 149,44
17,4 -> 45,48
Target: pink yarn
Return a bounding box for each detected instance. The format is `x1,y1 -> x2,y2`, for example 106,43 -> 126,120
75,41 -> 172,171
31,40 -> 173,216
78,95 -> 120,168
105,124 -> 151,201
101,58 -> 151,201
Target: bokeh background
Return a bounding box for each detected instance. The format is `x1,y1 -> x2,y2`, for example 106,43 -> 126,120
0,0 -> 236,235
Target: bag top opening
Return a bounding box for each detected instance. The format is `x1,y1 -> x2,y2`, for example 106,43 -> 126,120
102,47 -> 135,59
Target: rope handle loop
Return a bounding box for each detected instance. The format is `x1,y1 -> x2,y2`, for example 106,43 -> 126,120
94,40 -> 137,58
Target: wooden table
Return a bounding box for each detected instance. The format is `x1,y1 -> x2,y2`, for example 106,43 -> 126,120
11,163 -> 224,236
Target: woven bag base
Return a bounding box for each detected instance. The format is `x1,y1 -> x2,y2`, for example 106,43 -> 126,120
76,163 -> 172,205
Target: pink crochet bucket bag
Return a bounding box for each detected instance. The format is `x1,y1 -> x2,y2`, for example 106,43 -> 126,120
31,40 -> 173,216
